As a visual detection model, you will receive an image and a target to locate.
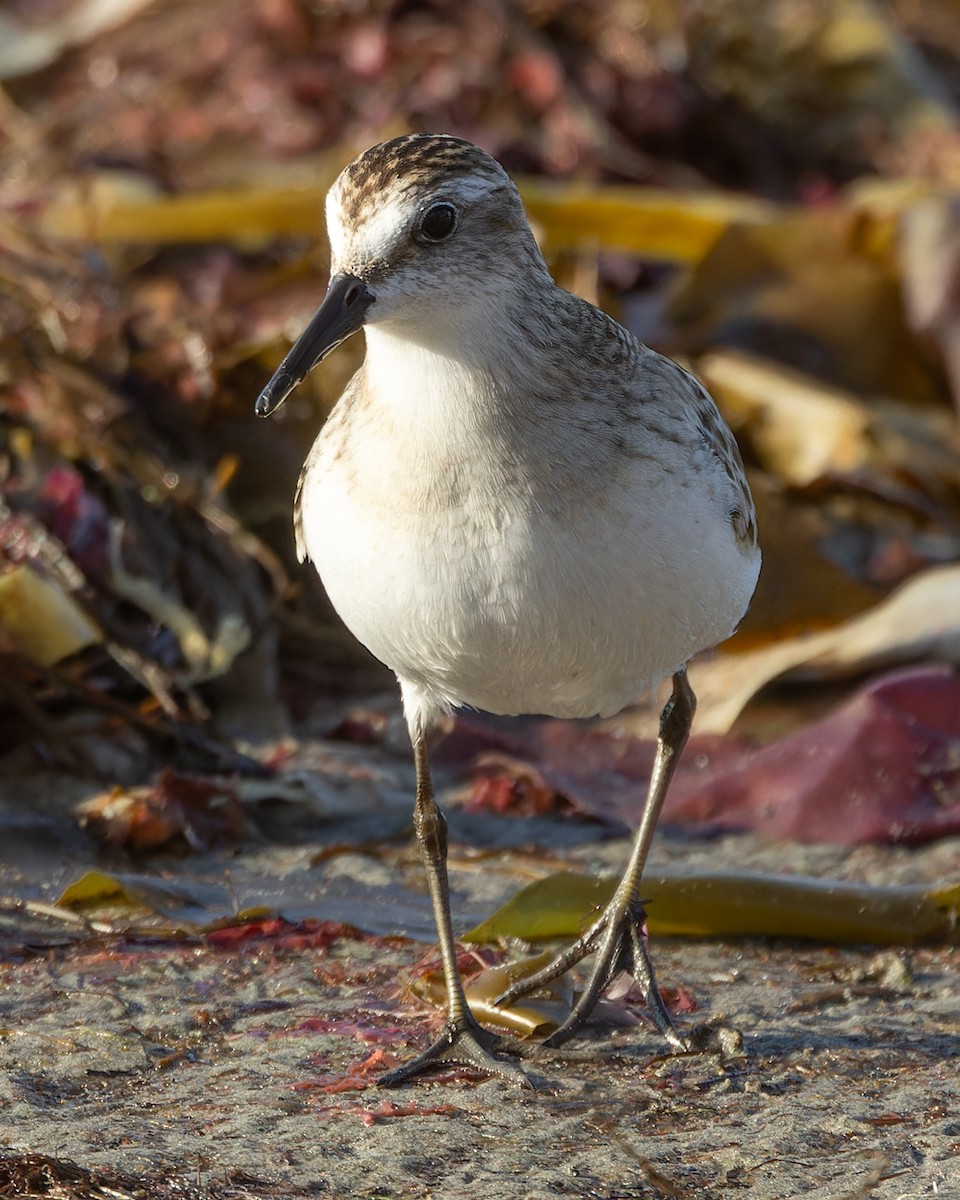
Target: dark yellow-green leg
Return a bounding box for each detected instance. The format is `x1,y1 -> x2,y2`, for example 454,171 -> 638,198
495,669 -> 695,1050
379,734 -> 531,1087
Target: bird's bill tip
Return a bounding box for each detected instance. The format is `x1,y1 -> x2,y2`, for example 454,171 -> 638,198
255,374 -> 294,417
254,273 -> 373,418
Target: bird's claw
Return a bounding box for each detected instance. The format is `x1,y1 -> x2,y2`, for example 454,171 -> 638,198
497,897 -> 686,1052
378,1013 -> 533,1088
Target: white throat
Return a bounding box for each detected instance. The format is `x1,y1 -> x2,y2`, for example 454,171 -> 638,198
361,322 -> 504,434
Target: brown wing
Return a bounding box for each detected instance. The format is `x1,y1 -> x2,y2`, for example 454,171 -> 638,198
293,461 -> 309,564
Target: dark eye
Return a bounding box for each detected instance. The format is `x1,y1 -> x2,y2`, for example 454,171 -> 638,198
417,202 -> 458,242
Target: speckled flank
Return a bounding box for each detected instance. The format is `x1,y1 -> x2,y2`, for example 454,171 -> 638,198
682,369 -> 759,551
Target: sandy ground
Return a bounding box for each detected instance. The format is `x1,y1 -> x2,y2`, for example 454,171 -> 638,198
1,730 -> 958,1200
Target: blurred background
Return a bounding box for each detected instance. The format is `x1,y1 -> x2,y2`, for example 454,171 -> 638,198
2,0 -> 960,825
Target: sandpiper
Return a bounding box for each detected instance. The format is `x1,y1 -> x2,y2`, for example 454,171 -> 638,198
256,133 -> 760,1086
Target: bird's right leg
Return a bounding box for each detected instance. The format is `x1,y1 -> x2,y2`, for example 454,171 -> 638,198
379,730 -> 530,1087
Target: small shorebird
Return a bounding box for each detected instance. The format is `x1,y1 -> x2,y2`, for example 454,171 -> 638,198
256,134 -> 760,1086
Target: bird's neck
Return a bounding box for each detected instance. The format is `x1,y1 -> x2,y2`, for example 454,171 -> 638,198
360,321 -> 504,432
361,278 -> 580,411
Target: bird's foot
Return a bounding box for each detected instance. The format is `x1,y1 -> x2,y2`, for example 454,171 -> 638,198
495,896 -> 687,1052
378,1012 -> 532,1088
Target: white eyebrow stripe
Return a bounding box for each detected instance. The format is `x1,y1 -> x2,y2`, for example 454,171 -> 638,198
356,192 -> 411,260
326,174 -> 505,266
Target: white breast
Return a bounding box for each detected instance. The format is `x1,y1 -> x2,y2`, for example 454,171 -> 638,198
298,328 -> 759,734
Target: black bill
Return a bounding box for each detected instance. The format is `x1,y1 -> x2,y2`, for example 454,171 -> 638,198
255,273 -> 374,417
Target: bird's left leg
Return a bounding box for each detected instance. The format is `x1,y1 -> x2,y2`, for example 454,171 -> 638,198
494,668 -> 695,1049
379,730 -> 531,1087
